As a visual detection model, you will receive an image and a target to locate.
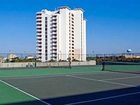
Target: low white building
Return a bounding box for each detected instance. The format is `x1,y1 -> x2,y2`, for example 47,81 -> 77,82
36,6 -> 86,62
124,55 -> 140,58
8,54 -> 17,61
26,56 -> 34,60
0,56 -> 3,63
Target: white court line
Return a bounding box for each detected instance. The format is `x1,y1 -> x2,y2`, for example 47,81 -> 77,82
65,91 -> 140,105
0,73 -> 92,79
0,71 -> 103,79
0,74 -> 65,80
66,75 -> 135,87
0,80 -> 51,105
103,75 -> 140,81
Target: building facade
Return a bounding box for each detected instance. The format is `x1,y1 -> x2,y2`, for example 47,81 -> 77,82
36,7 -> 86,62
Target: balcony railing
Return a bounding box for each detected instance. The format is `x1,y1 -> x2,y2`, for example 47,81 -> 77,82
36,17 -> 42,19
51,38 -> 57,40
36,26 -> 42,28
51,19 -> 57,22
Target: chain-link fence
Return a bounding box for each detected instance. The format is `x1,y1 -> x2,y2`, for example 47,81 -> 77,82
0,53 -> 140,69
96,53 -> 140,64
0,53 -> 96,69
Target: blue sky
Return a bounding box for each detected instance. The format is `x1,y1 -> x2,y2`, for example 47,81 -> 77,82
0,0 -> 140,54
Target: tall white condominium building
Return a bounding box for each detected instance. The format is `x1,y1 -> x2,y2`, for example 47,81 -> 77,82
36,6 -> 86,62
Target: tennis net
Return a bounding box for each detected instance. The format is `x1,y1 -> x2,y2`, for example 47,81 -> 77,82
102,62 -> 140,74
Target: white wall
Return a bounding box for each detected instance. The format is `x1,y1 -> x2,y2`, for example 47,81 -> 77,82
82,20 -> 87,61
59,8 -> 70,60
46,14 -> 51,61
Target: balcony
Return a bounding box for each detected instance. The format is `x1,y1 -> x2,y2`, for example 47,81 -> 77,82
37,49 -> 42,52
51,41 -> 57,44
37,38 -> 41,41
51,45 -> 57,47
36,32 -> 41,35
51,19 -> 57,21
51,23 -> 57,27
51,35 -> 57,38
36,24 -> 42,26
36,28 -> 42,30
51,16 -> 57,19
37,52 -> 42,55
52,49 -> 57,52
36,31 -> 42,33
36,26 -> 42,29
51,53 -> 57,57
36,17 -> 42,19
36,13 -> 42,16
37,35 -> 41,37
51,29 -> 57,33
51,34 -> 57,37
51,30 -> 57,33
51,31 -> 57,35
51,22 -> 57,25
51,38 -> 57,41
37,42 -> 42,44
37,45 -> 42,48
51,57 -> 57,60
51,21 -> 57,24
52,44 -> 57,47
36,20 -> 42,23
51,45 -> 57,49
52,47 -> 57,50
37,47 -> 42,51
51,25 -> 57,28
50,27 -> 56,30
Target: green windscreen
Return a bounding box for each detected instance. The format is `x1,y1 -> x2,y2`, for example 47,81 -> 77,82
103,62 -> 140,74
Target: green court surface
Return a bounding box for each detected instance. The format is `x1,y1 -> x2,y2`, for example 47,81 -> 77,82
105,65 -> 140,71
0,66 -> 101,105
0,81 -> 38,105
0,66 -> 102,77
1,65 -> 140,105
104,63 -> 140,74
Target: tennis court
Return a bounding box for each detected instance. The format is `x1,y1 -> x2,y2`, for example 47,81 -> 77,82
0,65 -> 140,105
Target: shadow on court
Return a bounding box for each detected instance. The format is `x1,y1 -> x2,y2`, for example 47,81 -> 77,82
5,85 -> 140,105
